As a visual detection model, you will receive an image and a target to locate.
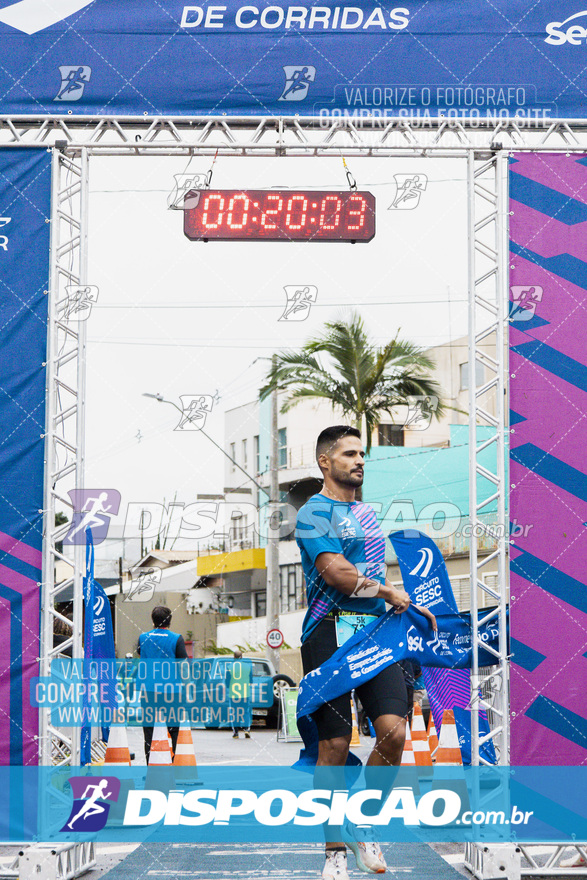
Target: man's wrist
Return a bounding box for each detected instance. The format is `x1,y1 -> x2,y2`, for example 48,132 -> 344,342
350,573 -> 381,599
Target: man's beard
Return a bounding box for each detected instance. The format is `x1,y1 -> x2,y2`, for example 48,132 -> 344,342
330,463 -> 364,487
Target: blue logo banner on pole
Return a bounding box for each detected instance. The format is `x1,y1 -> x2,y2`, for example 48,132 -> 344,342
388,529 -> 459,615
81,528 -> 117,763
0,2 -> 583,117
390,529 -> 501,764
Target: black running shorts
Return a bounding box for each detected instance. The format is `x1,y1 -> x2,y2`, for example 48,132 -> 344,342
300,616 -> 408,740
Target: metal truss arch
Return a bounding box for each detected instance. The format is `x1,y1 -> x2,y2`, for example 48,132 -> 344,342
13,113 -> 583,878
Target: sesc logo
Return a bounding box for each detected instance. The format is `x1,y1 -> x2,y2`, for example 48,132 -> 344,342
0,0 -> 94,34
545,10 -> 587,45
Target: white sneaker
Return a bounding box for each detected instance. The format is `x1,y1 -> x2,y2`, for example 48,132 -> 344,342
560,852 -> 587,868
344,824 -> 387,874
322,848 -> 350,880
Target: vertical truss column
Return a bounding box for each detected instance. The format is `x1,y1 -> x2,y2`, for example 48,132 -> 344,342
40,146 -> 89,767
467,150 -> 510,767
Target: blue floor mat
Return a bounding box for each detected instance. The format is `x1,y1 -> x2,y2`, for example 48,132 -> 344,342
100,840 -> 464,879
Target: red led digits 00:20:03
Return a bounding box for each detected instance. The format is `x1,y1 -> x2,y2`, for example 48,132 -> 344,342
183,189 -> 375,242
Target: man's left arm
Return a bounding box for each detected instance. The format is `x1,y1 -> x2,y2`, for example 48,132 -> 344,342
175,635 -> 188,659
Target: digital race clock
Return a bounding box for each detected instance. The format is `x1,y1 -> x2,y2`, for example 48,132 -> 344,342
183,189 -> 375,242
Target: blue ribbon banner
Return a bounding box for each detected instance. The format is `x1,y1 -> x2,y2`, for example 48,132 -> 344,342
295,606 -> 499,766
81,529 -> 117,763
0,2 -> 583,118
295,530 -> 503,765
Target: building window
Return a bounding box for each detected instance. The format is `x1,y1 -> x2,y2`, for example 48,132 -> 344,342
377,423 -> 404,446
242,438 -> 248,471
278,427 -> 287,467
254,591 -> 266,618
460,361 -> 485,391
279,563 -> 306,613
253,435 -> 260,474
230,443 -> 236,471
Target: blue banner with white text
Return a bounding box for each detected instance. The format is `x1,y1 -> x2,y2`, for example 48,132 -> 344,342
2,765 -> 587,843
0,148 -> 51,770
0,2 -> 585,117
295,605 -> 499,765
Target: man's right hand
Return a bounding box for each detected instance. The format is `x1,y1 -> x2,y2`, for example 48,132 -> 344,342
381,585 -> 411,613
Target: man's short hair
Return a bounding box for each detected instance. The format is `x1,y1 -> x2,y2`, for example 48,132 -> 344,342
316,425 -> 361,465
152,605 -> 172,628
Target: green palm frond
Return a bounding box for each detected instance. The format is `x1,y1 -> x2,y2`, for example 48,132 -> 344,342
260,311 -> 445,453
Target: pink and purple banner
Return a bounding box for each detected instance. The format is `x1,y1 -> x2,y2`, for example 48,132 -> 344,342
509,153 -> 587,765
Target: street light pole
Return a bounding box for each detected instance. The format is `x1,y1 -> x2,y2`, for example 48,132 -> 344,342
142,393 -> 268,496
265,356 -> 281,671
143,388 -> 281,669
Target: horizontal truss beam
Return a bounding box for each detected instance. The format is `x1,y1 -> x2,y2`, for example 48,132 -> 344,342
2,117 -> 587,155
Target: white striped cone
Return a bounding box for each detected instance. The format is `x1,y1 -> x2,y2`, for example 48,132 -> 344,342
401,721 -> 416,766
411,705 -> 432,771
427,712 -> 439,759
103,709 -> 131,766
173,723 -> 201,785
435,710 -> 463,766
149,720 -> 173,766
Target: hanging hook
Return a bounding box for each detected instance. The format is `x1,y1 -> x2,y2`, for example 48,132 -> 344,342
205,149 -> 219,188
342,156 -> 357,191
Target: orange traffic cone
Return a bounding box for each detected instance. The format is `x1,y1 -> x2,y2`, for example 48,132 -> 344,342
401,721 -> 416,767
435,710 -> 463,766
411,704 -> 432,773
146,715 -> 175,792
427,712 -> 439,760
173,722 -> 200,786
103,708 -> 134,826
103,710 -> 131,766
396,720 -> 420,795
350,698 -> 361,747
149,718 -> 173,766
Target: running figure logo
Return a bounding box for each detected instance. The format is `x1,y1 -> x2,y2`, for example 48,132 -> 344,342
55,65 -> 91,101
62,285 -> 99,321
279,66 -> 316,101
168,173 -> 207,210
174,394 -> 216,431
401,395 -> 439,431
509,285 -> 543,322
65,489 -> 121,545
389,173 -> 428,210
279,285 -> 318,321
61,776 -> 121,833
124,567 -> 162,602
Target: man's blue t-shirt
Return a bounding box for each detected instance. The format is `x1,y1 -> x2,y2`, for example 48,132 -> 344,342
295,493 -> 387,642
138,628 -> 181,659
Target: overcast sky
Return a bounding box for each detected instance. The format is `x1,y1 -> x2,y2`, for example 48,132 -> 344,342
84,152 -> 470,524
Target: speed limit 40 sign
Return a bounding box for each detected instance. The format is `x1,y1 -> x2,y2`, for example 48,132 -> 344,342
266,628 -> 284,649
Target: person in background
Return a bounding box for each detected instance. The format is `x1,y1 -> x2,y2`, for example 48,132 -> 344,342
230,649 -> 251,739
137,605 -> 188,761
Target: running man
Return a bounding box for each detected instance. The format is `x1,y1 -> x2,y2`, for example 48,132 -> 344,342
67,779 -> 112,830
66,491 -> 112,543
282,66 -> 313,99
296,425 -> 436,880
56,66 -> 90,100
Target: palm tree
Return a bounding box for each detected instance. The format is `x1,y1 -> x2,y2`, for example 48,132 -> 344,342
259,312 -> 444,454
